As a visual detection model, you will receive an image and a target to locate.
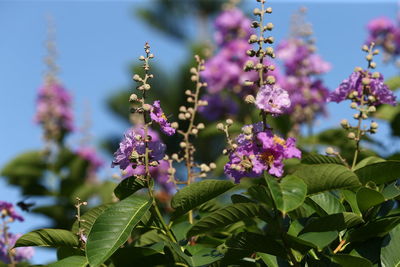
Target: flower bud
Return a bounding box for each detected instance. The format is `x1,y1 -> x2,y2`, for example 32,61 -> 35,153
244,80 -> 254,86
354,67 -> 363,72
171,122 -> 179,129
265,22 -> 274,31
347,132 -> 356,139
372,72 -> 380,79
253,8 -> 262,15
172,153 -> 179,160
180,142 -> 186,148
325,147 -> 335,155
265,7 -> 272,13
191,128 -> 198,135
129,94 -> 138,102
178,113 -> 186,120
367,106 -> 376,113
362,78 -> 370,85
362,45 -> 369,52
366,54 -> 373,61
370,62 -> 376,69
266,76 -> 276,84
133,74 -> 141,82
190,67 -> 197,74
353,113 -> 360,119
179,106 -> 187,112
249,34 -> 258,43
370,121 -> 378,129
197,123 -> 205,129
226,119 -> 233,125
184,113 -> 191,119
143,104 -> 152,111
216,123 -> 224,131
209,163 -> 216,169
139,55 -> 145,61
245,94 -> 255,104
243,126 -> 252,135
350,102 -> 358,109
340,119 -> 349,128
185,90 -> 192,96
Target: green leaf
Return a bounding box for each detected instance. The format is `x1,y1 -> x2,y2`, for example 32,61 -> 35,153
48,256 -> 88,267
258,253 -> 278,267
171,179 -> 235,218
353,156 -> 385,170
301,154 -> 343,165
301,212 -> 363,233
385,75 -> 400,91
331,254 -> 372,267
355,161 -> 400,185
15,229 -> 79,248
347,216 -> 400,242
114,176 -> 147,200
71,204 -> 112,234
308,192 -> 345,215
86,195 -> 152,266
342,190 -> 362,215
297,231 -> 338,251
265,175 -> 307,213
356,187 -> 386,213
382,182 -> 400,200
293,164 -> 361,195
381,224 -> 400,267
187,203 -> 260,237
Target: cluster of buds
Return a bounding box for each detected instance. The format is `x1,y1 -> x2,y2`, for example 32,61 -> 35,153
74,197 -> 88,247
217,119 -> 236,154
168,55 -> 215,187
243,0 -> 276,90
129,43 -> 155,120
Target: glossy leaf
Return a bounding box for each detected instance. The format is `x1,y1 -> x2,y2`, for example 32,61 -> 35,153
301,212 -> 363,233
347,216 -> 400,242
301,154 -> 343,165
331,254 -> 372,267
356,187 -> 385,213
382,182 -> 400,200
114,176 -> 147,200
298,231 -> 338,251
266,175 -> 307,213
171,179 -> 235,218
293,164 -> 361,195
353,156 -> 385,170
15,229 -> 79,248
187,203 -> 260,237
355,161 -> 400,185
308,192 -> 345,216
381,224 -> 400,267
86,195 -> 152,266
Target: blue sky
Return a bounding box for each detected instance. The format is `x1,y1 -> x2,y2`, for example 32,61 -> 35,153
0,0 -> 399,264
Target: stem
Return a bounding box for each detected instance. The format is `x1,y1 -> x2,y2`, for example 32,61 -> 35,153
351,74 -> 366,170
152,202 -> 177,243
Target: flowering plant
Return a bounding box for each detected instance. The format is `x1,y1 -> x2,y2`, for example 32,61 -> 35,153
2,0 -> 400,266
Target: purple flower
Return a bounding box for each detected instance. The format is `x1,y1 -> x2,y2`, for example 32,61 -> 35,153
224,123 -> 301,182
328,71 -> 396,106
198,94 -> 239,121
77,147 -> 104,180
366,17 -> 400,57
307,54 -> 331,75
367,17 -> 395,38
35,82 -> 74,133
214,8 -> 253,45
123,160 -> 175,195
112,127 -> 166,171
255,85 -> 291,115
150,101 -> 175,136
0,202 -> 23,222
0,233 -> 34,263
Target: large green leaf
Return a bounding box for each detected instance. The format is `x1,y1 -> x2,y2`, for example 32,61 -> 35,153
301,154 -> 343,165
308,192 -> 345,216
356,187 -> 385,213
48,256 -> 88,267
15,229 -> 79,248
171,179 -> 235,218
187,203 -> 260,237
86,195 -> 152,266
355,161 -> 400,185
114,176 -> 147,200
297,231 -> 338,251
381,224 -> 400,267
301,212 -> 363,233
71,204 -> 112,234
347,217 -> 400,242
331,254 -> 372,267
382,182 -> 400,200
293,164 -> 361,195
353,156 -> 385,170
342,190 -> 362,215
265,175 -> 307,213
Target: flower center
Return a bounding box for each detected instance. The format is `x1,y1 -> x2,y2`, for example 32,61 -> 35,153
273,135 -> 286,146
260,152 -> 275,166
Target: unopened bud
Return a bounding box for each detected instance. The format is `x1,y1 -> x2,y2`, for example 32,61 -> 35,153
366,54 -> 373,61
139,55 -> 145,61
178,113 -> 186,120
191,128 -> 198,135
367,106 -> 376,113
245,94 -> 255,104
265,22 -> 274,31
171,122 -> 179,129
180,142 -> 186,148
350,102 -> 358,109
370,121 -> 378,129
249,34 -> 258,43
340,119 -> 349,128
133,74 -> 141,82
209,163 -> 216,169
266,76 -> 276,84
197,123 -> 205,130
325,147 -> 335,155
370,62 -> 376,69
226,119 -> 233,125
372,72 -> 380,79
216,123 -> 224,131
129,94 -> 138,102
362,45 -> 369,52
348,132 -> 356,139
362,78 -> 370,85
265,7 -> 272,13
353,113 -> 360,119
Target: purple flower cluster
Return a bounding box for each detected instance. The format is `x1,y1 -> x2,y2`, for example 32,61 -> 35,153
112,127 -> 166,171
123,160 -> 175,195
0,233 -> 34,263
328,71 -> 396,106
199,94 -> 239,121
0,201 -> 24,222
255,85 -> 291,115
150,101 -> 176,136
276,38 -> 331,121
112,127 -> 175,193
225,123 -> 301,182
366,17 -> 400,58
214,8 -> 252,45
35,81 -> 74,134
